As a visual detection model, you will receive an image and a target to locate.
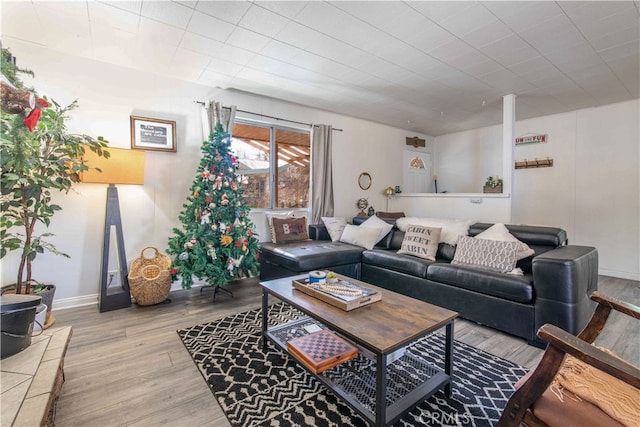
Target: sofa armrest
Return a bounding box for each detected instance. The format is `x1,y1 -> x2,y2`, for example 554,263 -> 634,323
532,245 -> 598,336
308,224 -> 331,241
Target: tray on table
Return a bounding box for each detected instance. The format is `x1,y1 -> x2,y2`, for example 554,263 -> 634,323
292,274 -> 381,311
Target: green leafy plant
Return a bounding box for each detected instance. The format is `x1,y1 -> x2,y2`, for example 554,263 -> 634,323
484,176 -> 503,188
0,47 -> 110,294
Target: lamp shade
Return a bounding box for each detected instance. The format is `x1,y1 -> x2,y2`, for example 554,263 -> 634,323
81,147 -> 145,185
384,187 -> 395,196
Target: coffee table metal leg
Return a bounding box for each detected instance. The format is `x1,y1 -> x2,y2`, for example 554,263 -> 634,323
445,321 -> 454,397
262,291 -> 268,351
375,352 -> 387,426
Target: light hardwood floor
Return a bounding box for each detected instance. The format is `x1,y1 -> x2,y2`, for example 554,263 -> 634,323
53,275 -> 639,426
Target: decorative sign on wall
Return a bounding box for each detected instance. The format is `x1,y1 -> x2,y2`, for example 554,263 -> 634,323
406,136 -> 426,148
515,134 -> 548,146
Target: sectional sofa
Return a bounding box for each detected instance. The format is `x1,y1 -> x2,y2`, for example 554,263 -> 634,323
259,217 -> 598,347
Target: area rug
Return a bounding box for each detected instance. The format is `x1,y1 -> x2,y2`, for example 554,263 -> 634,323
177,303 -> 528,426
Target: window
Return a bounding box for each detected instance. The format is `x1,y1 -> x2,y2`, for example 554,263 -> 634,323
231,122 -> 310,209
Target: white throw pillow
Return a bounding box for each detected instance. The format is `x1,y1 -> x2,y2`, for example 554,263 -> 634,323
452,236 -> 520,273
339,224 -> 382,250
396,217 -> 475,246
265,211 -> 294,243
474,223 -> 535,260
361,215 -> 394,245
321,217 -> 348,242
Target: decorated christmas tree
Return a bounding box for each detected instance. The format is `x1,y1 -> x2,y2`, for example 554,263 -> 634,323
167,122 -> 260,292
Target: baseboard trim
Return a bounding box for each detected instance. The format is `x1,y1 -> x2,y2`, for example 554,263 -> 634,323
599,268 -> 639,281
54,294 -> 99,310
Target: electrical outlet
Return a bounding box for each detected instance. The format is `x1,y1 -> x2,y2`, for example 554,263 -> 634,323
108,270 -> 120,287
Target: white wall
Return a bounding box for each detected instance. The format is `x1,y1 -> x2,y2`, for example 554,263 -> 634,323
0,41 -> 429,307
431,99 -> 640,280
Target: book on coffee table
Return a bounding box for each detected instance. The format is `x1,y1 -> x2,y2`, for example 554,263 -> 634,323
287,330 -> 358,374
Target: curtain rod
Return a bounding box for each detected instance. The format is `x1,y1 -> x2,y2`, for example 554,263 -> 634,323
193,100 -> 343,132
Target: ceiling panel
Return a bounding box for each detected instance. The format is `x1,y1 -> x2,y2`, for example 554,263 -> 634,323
1,0 -> 638,136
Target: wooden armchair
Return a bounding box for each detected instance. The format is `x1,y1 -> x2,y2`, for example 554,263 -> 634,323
498,291 -> 640,427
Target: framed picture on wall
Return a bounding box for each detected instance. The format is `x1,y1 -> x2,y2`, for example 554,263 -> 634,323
130,115 -> 177,152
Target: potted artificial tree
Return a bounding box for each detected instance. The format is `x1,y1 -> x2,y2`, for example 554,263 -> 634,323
0,47 -> 109,324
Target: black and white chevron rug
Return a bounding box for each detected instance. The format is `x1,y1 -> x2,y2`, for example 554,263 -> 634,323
177,303 -> 527,427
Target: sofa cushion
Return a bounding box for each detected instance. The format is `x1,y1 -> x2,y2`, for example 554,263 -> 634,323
272,217 -> 309,244
397,225 -> 441,261
427,263 -> 534,304
265,211 -> 294,243
452,236 -> 520,273
260,241 -> 364,272
361,249 -> 434,278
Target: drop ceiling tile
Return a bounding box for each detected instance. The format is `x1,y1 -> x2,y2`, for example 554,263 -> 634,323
477,68 -> 537,93
517,15 -> 586,54
426,37 -> 476,63
587,26 -> 639,52
573,11 -> 640,42
195,0 -> 251,25
140,0 -> 193,29
407,1 -> 475,23
226,27 -> 271,53
138,17 -> 184,46
438,2 -> 498,37
606,54 -> 640,95
544,44 -> 604,74
403,23 -> 457,53
1,1 -> 38,40
330,1 -> 411,30
199,68 -> 234,87
461,20 -> 514,49
597,39 -> 640,62
357,57 -> 414,83
260,40 -> 303,62
99,1 -> 142,15
304,33 -> 374,70
180,32 -> 255,65
91,24 -> 137,67
447,50 -> 493,71
507,56 -> 555,78
274,21 -> 323,51
238,4 -> 290,38
479,34 -> 540,67
89,2 -> 140,33
483,1 -> 564,34
258,1 -> 309,19
187,11 -> 235,42
168,48 -> 211,80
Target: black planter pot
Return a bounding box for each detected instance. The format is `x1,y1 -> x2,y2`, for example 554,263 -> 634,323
1,283 -> 56,324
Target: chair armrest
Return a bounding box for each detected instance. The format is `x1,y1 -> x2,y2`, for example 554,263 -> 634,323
539,324 -> 640,388
578,291 -> 640,343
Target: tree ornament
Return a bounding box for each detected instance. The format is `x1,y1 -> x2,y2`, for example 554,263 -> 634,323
200,210 -> 211,224
220,234 -> 233,246
221,194 -> 229,206
201,170 -> 210,180
179,252 -> 189,260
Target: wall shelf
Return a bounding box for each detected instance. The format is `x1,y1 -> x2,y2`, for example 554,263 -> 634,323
515,158 -> 553,169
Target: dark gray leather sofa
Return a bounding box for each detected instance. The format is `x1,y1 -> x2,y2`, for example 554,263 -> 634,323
259,220 -> 598,347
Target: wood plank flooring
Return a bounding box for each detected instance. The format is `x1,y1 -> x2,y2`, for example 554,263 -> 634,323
52,275 -> 639,426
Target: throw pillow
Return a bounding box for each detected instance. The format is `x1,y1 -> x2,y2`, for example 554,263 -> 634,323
474,223 -> 535,260
396,217 -> 475,246
339,224 -> 382,250
321,216 -> 348,242
361,215 -> 394,245
452,235 -> 520,273
265,211 -> 294,243
397,225 -> 442,261
271,217 -> 309,244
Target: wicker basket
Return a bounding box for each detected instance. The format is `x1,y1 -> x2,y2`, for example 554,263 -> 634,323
128,247 -> 172,306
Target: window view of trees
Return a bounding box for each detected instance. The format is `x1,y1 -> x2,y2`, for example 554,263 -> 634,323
231,122 -> 310,209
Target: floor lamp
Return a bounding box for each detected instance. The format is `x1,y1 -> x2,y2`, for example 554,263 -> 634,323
82,147 -> 145,312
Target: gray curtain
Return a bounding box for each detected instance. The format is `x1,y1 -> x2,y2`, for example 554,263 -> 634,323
311,124 -> 334,224
201,101 -> 237,140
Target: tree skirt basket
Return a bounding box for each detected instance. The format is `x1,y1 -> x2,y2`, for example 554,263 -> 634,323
128,247 -> 172,306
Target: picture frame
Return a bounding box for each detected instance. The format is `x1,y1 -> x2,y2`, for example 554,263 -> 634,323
130,115 -> 177,152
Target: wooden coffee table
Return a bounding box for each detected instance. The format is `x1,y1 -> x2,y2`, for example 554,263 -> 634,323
260,274 -> 457,427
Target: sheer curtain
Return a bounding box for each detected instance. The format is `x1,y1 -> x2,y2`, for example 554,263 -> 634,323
201,101 -> 237,140
311,124 -> 334,224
